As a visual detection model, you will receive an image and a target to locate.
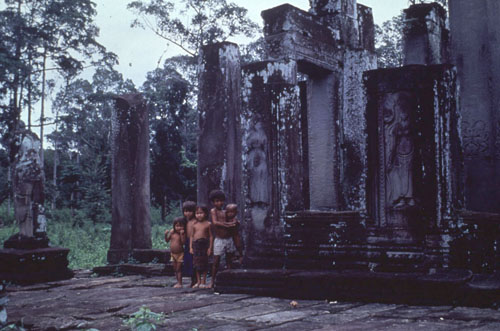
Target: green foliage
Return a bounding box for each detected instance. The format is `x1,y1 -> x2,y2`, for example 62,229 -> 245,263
409,0 -> 447,6
375,14 -> 404,68
47,214 -> 110,269
128,0 -> 259,56
122,306 -> 166,331
0,203 -> 15,226
0,323 -> 26,331
0,204 -> 174,269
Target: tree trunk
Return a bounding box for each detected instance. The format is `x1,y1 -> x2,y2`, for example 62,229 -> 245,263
40,50 -> 47,165
52,107 -> 58,210
27,56 -> 32,130
161,194 -> 166,221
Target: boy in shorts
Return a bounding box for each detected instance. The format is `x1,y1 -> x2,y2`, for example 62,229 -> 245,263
209,190 -> 241,288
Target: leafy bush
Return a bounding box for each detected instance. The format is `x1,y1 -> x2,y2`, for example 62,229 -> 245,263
122,306 -> 166,331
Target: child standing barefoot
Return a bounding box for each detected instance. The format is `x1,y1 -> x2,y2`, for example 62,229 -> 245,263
181,201 -> 197,287
165,217 -> 186,288
190,205 -> 213,288
209,190 -> 240,289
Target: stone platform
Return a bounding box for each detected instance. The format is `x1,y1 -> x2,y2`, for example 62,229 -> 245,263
215,269 -> 500,308
4,271 -> 500,330
0,247 -> 74,285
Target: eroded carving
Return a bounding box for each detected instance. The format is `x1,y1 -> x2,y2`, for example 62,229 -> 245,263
247,122 -> 270,205
13,128 -> 45,237
382,92 -> 416,210
462,120 -> 489,159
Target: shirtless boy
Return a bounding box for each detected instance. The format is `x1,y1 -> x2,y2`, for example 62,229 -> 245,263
209,190 -> 241,288
190,205 -> 213,288
165,217 -> 186,288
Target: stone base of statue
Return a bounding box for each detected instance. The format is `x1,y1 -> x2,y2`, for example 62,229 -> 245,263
0,234 -> 73,285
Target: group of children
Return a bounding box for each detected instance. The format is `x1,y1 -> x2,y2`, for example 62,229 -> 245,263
165,190 -> 243,289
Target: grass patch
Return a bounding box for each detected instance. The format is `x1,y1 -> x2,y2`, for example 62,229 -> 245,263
0,205 -> 182,270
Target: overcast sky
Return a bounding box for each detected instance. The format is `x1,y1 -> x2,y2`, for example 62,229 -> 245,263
93,0 -> 409,87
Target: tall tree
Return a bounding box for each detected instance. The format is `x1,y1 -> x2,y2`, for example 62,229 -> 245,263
375,14 -> 404,68
129,0 -> 259,206
0,0 -> 107,164
142,67 -> 194,219
47,65 -> 136,219
128,0 -> 259,57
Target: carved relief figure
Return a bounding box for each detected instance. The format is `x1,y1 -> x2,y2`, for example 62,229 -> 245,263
247,122 -> 269,204
13,127 -> 45,237
383,92 -> 416,209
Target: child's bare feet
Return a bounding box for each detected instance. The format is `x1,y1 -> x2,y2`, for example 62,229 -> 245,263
173,283 -> 183,288
192,283 -> 200,288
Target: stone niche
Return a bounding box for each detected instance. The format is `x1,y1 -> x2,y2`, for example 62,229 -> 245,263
364,65 -> 463,269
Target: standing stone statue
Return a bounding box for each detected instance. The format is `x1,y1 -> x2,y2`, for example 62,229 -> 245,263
247,122 -> 270,205
13,128 -> 45,237
383,92 -> 415,209
4,124 -> 48,249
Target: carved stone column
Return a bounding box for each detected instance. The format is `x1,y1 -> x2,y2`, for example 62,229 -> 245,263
108,93 -> 151,264
403,3 -> 449,66
241,60 -> 304,268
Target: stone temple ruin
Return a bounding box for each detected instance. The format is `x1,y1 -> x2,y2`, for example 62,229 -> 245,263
198,0 -> 500,303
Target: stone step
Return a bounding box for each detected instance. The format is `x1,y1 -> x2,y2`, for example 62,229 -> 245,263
215,268 -> 500,308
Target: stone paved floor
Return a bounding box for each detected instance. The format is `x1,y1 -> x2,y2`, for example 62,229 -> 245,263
4,270 -> 500,330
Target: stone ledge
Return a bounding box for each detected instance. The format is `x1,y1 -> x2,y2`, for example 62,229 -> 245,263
215,269 -> 499,308
0,247 -> 73,284
92,263 -> 172,277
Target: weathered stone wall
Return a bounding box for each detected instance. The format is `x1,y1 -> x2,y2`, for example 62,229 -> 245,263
241,60 -> 304,268
262,2 -> 376,212
403,3 -> 449,66
197,42 -> 242,206
449,0 -> 500,213
109,94 -> 151,263
262,4 -> 343,72
340,49 -> 377,210
364,65 -> 463,269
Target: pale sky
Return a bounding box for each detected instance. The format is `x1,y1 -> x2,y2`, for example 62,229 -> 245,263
94,0 -> 409,87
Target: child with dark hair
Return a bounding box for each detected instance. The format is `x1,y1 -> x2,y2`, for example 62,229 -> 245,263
181,200 -> 197,287
190,204 -> 213,288
225,203 -> 243,260
165,217 -> 186,288
209,190 -> 242,288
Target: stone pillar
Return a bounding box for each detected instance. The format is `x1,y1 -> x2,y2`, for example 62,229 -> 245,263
307,73 -> 340,210
197,42 -> 242,206
241,60 -> 304,268
449,0 -> 500,213
403,3 -> 448,66
108,94 -> 151,264
309,0 -> 360,48
365,65 -> 463,249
